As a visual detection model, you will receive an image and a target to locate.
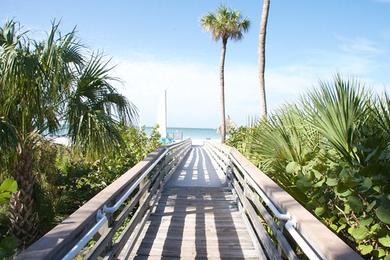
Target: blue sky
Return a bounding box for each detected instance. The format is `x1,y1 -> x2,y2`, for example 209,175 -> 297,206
2,0 -> 390,128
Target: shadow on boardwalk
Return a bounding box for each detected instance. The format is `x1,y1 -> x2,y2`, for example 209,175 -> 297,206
131,145 -> 258,259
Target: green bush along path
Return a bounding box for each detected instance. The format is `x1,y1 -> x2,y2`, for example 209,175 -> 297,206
228,76 -> 390,259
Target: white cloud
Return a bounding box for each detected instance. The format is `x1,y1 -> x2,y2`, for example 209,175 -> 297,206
111,58 -> 322,128
111,36 -> 388,128
337,36 -> 381,56
112,58 -> 219,128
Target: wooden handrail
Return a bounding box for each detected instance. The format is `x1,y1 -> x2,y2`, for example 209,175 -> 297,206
18,139 -> 192,260
205,141 -> 362,260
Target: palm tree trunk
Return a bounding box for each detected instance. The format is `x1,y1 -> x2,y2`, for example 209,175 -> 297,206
220,38 -> 227,143
9,143 -> 38,247
258,0 -> 270,119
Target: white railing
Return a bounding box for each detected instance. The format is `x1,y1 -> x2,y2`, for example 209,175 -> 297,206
18,139 -> 192,260
204,141 -> 362,260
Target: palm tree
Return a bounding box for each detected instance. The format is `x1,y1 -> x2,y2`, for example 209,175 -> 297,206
258,0 -> 270,118
201,6 -> 250,143
0,20 -> 137,246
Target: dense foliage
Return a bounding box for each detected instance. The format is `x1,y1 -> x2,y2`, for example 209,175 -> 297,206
0,179 -> 17,258
0,126 -> 160,255
228,76 -> 390,259
52,126 -> 160,221
0,19 -> 161,256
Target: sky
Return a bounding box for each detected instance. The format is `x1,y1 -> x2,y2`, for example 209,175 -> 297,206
1,0 -> 390,128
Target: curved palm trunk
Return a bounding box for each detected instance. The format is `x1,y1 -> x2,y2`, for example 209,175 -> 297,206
9,143 -> 38,246
220,38 -> 227,143
258,0 -> 270,119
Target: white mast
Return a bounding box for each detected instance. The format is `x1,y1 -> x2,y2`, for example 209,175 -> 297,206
157,90 -> 167,139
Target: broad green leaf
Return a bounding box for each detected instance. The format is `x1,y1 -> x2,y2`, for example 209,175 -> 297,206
360,177 -> 372,191
313,178 -> 325,187
0,179 -> 17,193
378,235 -> 390,247
335,183 -> 352,197
357,244 -> 373,255
330,224 -> 338,231
370,223 -> 380,233
348,196 -> 363,213
373,186 -> 381,193
315,207 -> 326,216
326,177 -> 338,187
296,178 -> 311,190
359,217 -> 373,227
286,161 -> 301,174
348,226 -> 369,241
313,169 -> 323,179
375,205 -> 390,224
375,248 -> 386,258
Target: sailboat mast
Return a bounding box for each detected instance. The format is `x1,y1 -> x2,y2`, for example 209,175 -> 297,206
164,89 -> 167,135
157,90 -> 167,140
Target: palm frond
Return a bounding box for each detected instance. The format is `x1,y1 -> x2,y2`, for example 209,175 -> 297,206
302,75 -> 370,165
249,105 -> 318,168
67,52 -> 138,159
0,117 -> 18,150
372,92 -> 390,137
201,5 -> 250,42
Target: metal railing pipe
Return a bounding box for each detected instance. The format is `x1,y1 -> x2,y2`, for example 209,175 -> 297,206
62,213 -> 108,260
103,149 -> 169,214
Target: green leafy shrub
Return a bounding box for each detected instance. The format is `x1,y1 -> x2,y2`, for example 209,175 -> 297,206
0,125 -> 161,252
0,179 -> 18,258
44,126 -> 161,224
228,76 -> 390,259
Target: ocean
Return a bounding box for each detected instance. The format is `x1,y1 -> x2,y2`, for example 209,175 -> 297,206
144,127 -> 219,140
50,126 -> 220,145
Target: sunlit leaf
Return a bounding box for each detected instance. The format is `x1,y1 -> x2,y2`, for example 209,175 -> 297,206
357,244 -> 373,255
378,235 -> 390,247
348,225 -> 369,241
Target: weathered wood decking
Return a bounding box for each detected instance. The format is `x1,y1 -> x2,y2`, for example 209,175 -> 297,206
129,145 -> 259,259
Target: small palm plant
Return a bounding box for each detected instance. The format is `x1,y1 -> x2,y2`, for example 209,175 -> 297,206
201,6 -> 250,143
302,75 -> 370,165
0,20 -> 137,246
373,92 -> 390,137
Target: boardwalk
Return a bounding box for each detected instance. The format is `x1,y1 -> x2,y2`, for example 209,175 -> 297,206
19,140 -> 361,260
130,145 -> 259,259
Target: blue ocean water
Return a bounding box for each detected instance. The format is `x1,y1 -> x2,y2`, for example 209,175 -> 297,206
50,126 -> 219,140
144,127 -> 219,140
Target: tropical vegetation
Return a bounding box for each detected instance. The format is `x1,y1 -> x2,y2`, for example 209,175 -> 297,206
0,179 -> 17,258
227,75 -> 390,259
201,5 -> 250,143
0,20 -> 161,256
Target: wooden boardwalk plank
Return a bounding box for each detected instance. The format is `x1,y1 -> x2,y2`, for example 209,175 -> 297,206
127,146 -> 262,260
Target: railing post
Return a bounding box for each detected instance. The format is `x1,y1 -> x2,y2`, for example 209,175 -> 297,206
227,155 -> 234,190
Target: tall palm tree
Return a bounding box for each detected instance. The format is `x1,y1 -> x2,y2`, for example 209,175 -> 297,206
201,6 -> 250,143
258,0 -> 270,118
0,20 -> 137,246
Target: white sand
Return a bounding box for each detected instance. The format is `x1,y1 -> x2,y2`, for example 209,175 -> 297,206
190,138 -> 220,146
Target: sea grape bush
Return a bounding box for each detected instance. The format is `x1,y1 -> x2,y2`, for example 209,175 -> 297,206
0,179 -> 18,258
227,76 -> 390,259
51,126 -> 161,221
0,126 -> 160,256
